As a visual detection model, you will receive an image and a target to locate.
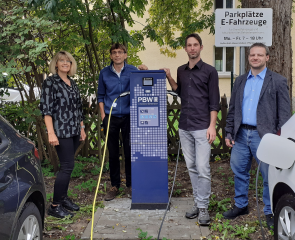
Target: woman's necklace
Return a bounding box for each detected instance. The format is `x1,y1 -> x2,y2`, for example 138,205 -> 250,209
62,77 -> 71,86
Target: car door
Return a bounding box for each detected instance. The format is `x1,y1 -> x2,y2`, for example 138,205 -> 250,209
0,132 -> 19,240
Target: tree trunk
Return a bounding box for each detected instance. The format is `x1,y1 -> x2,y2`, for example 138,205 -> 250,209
241,0 -> 293,110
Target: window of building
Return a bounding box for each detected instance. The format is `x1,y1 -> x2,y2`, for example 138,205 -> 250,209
215,47 -> 234,73
215,0 -> 235,74
215,0 -> 233,9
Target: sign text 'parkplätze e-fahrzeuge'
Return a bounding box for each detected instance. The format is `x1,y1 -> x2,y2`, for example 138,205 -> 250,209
215,8 -> 272,47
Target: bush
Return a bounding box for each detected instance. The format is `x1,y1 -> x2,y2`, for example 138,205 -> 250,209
0,101 -> 41,144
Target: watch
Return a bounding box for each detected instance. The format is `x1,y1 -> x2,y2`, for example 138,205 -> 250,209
81,125 -> 85,128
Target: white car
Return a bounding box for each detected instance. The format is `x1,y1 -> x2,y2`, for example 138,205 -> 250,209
257,115 -> 295,240
0,84 -> 40,103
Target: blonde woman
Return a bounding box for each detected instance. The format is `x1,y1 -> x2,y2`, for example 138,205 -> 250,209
40,51 -> 86,218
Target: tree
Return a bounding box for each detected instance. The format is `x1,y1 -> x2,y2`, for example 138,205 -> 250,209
241,0 -> 293,107
0,0 -> 145,167
148,0 -> 215,55
0,0 -> 60,171
1,0 -> 217,169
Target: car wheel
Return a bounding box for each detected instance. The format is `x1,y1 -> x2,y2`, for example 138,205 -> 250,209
13,202 -> 43,240
274,193 -> 295,240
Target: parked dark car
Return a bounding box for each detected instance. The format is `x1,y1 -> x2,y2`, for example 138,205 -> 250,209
0,115 -> 45,240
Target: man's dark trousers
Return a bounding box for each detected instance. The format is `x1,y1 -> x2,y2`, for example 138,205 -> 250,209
103,114 -> 131,189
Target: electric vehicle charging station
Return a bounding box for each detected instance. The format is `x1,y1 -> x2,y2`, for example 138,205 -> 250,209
130,70 -> 168,210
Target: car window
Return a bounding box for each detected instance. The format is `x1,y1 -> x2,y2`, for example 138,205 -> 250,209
0,133 -> 9,153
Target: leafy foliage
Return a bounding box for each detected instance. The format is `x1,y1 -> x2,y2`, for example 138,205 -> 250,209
136,228 -> 154,240
74,178 -> 99,192
208,194 -> 231,212
147,0 -> 215,53
71,162 -> 87,177
0,0 -> 216,169
0,101 -> 41,143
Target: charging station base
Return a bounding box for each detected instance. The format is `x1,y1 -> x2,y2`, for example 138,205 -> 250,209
131,202 -> 170,210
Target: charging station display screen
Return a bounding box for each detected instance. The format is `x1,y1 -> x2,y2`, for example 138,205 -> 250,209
143,77 -> 153,86
138,107 -> 159,127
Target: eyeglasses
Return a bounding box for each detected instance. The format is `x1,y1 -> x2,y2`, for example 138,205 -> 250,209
111,51 -> 126,55
58,59 -> 72,64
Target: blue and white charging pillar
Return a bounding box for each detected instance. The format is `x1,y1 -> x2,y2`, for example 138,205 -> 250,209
130,70 -> 168,210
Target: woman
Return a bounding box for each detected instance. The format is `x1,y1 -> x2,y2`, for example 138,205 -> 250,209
40,51 -> 86,218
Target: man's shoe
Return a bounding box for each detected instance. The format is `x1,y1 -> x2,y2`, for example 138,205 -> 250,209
185,203 -> 199,219
126,187 -> 132,199
198,208 -> 211,226
266,214 -> 274,229
223,205 -> 249,219
104,186 -> 119,201
62,196 -> 80,211
47,204 -> 74,219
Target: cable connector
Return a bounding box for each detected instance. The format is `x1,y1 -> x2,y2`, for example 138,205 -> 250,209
167,90 -> 178,97
119,91 -> 130,97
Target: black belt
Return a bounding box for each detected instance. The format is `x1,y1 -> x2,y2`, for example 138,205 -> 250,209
241,124 -> 257,130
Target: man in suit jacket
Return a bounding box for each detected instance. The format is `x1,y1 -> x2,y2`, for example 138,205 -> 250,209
223,43 -> 290,229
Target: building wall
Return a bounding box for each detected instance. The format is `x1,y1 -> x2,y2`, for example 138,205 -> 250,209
127,1 -> 293,101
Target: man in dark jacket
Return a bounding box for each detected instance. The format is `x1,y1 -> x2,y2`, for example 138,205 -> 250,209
223,43 -> 290,229
97,43 -> 147,201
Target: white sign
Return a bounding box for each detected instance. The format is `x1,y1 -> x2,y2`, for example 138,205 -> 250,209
215,8 -> 272,47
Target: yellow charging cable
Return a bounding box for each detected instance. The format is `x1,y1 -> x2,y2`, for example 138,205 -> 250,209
90,97 -> 118,240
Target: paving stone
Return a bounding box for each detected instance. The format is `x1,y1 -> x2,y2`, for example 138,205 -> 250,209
173,204 -> 193,210
82,198 -> 208,240
199,226 -> 210,237
167,229 -> 191,239
94,233 -> 133,239
190,232 -> 202,240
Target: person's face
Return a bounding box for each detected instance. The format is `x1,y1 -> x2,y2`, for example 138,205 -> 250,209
110,48 -> 127,65
56,56 -> 72,74
185,37 -> 203,60
248,46 -> 269,70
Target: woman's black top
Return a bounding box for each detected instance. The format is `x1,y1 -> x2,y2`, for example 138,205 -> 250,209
40,74 -> 84,138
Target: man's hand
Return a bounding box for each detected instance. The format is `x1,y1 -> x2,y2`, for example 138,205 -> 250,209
80,128 -> 86,141
225,139 -> 235,147
161,68 -> 172,79
101,112 -> 105,121
138,64 -> 148,70
48,132 -> 59,146
225,133 -> 235,147
207,126 -> 216,144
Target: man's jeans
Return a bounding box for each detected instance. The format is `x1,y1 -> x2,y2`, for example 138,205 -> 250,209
230,128 -> 271,215
179,128 -> 211,209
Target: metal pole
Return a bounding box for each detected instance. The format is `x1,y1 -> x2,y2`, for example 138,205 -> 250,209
231,71 -> 233,93
239,47 -> 246,75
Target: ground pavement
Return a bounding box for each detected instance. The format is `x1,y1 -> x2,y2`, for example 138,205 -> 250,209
81,197 -> 210,240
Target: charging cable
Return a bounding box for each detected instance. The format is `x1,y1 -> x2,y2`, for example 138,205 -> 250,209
157,90 -> 180,240
157,140 -> 181,240
91,90 -> 179,240
90,91 -> 130,240
256,160 -> 266,240
91,88 -> 268,240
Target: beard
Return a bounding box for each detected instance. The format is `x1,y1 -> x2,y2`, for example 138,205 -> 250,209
188,52 -> 200,60
249,62 -> 266,70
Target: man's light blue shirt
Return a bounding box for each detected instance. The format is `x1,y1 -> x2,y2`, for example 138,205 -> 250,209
242,67 -> 267,126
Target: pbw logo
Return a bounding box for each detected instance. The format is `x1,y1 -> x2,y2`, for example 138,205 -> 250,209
138,97 -> 158,103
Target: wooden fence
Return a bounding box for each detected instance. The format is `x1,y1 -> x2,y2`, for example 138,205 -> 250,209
167,94 -> 229,161
0,93 -> 229,165
83,94 -> 230,162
